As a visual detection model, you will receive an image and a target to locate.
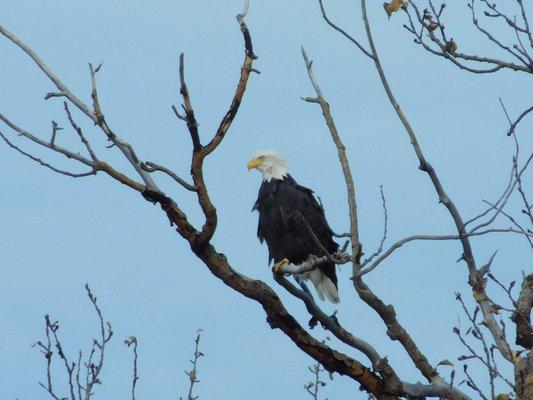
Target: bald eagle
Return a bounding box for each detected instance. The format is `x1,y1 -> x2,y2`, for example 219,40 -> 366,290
248,150 -> 339,303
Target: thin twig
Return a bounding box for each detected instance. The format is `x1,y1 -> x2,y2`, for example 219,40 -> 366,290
361,186 -> 388,265
359,228 -> 532,276
464,163 -> 515,227
141,161 -> 197,191
317,0 -> 374,59
463,364 -> 489,400
35,317 -> 61,400
304,340 -> 329,400
182,329 -> 204,400
455,293 -> 515,392
87,62 -> 158,189
0,130 -> 96,178
64,102 -> 98,162
84,284 -> 113,399
124,337 -> 139,400
487,273 -> 518,309
274,274 -> 384,367
468,0 -> 530,67
50,120 -> 62,146
469,153 -> 533,233
0,111 -> 146,192
178,53 -> 202,152
483,200 -> 532,248
0,113 -> 96,167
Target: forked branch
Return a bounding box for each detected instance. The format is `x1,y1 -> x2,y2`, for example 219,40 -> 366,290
359,0 -> 514,363
0,4 -> 402,399
34,285 -> 113,400
301,45 -> 468,399
404,0 -> 533,74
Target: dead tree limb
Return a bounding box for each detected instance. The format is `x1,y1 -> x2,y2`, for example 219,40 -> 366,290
300,45 -> 468,399
359,0 -> 515,364
0,3 -> 402,399
404,0 -> 533,74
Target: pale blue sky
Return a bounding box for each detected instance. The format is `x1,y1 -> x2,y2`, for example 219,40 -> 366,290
1,1 -> 531,399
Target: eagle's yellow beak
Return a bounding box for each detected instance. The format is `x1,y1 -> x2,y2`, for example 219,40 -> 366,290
247,158 -> 262,171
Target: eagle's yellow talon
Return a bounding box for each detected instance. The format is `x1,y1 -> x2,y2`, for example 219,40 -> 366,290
273,258 -> 290,272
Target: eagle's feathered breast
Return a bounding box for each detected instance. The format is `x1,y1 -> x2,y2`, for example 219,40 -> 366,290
253,174 -> 338,288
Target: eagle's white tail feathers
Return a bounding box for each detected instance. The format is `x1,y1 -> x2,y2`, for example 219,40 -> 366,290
300,269 -> 339,304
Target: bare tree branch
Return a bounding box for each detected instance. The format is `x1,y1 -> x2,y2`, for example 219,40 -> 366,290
0,113 -> 96,168
455,293 -> 515,394
0,113 -> 147,193
124,337 -> 139,400
0,25 -> 96,117
404,1 -> 533,74
63,101 -> 98,162
50,120 -> 62,146
301,43 -> 470,399
517,0 -> 533,48
317,0 -> 374,59
34,284 -> 113,400
34,319 -> 61,400
177,53 -> 202,152
468,0 -> 530,68
304,338 -> 330,400
141,161 -> 197,191
86,62 -> 158,189
0,24 -> 158,189
464,162 -> 516,228
3,1 -> 530,399
172,8 -> 257,247
360,0 -> 515,363
275,274 -> 471,399
180,329 -> 204,400
359,228 -> 532,276
0,130 -> 96,178
301,46 -> 362,263
132,5 -> 402,398
361,186 -> 389,266
483,200 -> 533,248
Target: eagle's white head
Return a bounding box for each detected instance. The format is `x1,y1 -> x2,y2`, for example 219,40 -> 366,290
247,149 -> 289,182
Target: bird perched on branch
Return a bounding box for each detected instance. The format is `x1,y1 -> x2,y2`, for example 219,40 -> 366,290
248,150 -> 339,303
444,38 -> 458,53
383,0 -> 407,18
